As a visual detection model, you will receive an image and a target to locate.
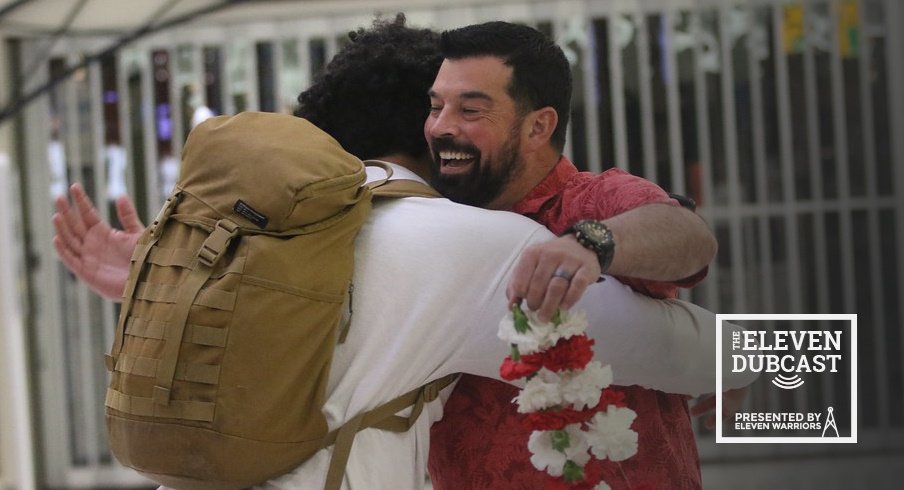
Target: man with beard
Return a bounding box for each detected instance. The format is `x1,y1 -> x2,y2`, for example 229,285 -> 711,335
52,16 -> 742,489
425,22 -> 722,490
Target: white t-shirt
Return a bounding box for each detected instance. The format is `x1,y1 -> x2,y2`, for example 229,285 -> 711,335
257,164 -> 754,489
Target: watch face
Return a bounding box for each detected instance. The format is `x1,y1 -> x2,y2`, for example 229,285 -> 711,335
572,220 -> 614,272
584,222 -> 611,244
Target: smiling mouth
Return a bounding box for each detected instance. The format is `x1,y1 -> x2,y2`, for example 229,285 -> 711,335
438,150 -> 477,175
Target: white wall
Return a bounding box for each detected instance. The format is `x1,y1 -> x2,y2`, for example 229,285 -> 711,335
0,34 -> 38,490
0,156 -> 38,490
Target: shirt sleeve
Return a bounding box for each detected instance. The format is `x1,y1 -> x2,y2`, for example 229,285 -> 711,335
572,277 -> 758,396
446,223 -> 755,396
562,169 -> 708,298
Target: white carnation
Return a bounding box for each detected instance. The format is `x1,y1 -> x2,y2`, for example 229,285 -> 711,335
516,368 -> 563,412
528,430 -> 567,476
563,426 -> 592,467
586,406 -> 638,462
560,362 -> 613,410
527,426 -> 591,477
497,311 -> 554,354
549,309 -> 589,341
594,481 -> 612,490
498,308 -> 589,354
498,313 -> 540,353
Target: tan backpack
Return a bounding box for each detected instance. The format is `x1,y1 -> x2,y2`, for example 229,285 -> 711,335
104,112 -> 456,490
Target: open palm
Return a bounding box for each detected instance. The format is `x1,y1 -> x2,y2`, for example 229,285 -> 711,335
52,183 -> 145,301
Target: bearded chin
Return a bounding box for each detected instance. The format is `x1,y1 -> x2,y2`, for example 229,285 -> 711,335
430,124 -> 524,208
432,151 -> 520,209
433,167 -> 498,207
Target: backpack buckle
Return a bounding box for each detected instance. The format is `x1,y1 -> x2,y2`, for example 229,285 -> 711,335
149,191 -> 182,238
198,219 -> 240,267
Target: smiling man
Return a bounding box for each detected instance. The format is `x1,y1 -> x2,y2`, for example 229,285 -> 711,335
427,55 -> 532,209
51,17 -> 737,489
426,22 -> 719,490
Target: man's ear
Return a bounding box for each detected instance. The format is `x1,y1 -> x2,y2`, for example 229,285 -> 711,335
524,107 -> 558,151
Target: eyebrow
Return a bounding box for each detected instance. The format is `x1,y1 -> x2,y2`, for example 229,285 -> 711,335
459,91 -> 493,103
427,89 -> 494,104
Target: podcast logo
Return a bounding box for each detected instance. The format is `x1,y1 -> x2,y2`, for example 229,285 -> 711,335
716,314 -> 857,444
731,328 -> 842,391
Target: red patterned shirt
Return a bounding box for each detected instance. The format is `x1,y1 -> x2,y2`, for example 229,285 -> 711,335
429,157 -> 707,490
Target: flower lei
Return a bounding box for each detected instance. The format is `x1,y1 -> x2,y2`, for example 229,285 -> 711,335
498,304 -> 639,489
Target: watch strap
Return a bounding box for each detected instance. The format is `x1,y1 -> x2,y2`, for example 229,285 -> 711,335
565,219 -> 615,273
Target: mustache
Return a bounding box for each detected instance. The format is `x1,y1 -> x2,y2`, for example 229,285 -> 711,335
429,137 -> 480,156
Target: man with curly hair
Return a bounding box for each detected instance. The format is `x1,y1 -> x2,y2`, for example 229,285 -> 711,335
52,15 -> 750,489
293,16 -> 442,177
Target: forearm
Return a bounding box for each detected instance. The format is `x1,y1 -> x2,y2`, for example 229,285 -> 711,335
602,203 -> 716,281
575,278 -> 757,396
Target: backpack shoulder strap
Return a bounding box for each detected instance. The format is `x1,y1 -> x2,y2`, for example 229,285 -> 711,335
371,179 -> 442,199
321,373 -> 459,490
362,159 -> 442,199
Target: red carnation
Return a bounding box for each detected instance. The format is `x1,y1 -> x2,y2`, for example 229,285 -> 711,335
500,354 -> 543,380
542,335 -> 595,371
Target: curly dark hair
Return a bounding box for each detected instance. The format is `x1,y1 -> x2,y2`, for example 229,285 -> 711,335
294,14 -> 441,160
440,21 -> 572,152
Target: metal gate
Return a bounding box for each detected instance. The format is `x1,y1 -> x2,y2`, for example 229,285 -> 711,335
7,0 -> 903,487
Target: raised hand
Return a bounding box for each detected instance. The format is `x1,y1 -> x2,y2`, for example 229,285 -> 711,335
506,234 -> 601,322
52,183 -> 144,301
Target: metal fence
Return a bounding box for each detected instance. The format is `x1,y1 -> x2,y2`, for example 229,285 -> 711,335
8,0 -> 903,487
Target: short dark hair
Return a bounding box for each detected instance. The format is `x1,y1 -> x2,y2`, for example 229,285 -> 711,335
294,14 -> 441,160
440,21 -> 572,152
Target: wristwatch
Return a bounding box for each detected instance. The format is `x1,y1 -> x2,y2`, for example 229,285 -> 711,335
565,220 -> 615,273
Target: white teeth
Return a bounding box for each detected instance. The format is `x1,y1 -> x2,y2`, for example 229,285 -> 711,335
439,151 -> 474,160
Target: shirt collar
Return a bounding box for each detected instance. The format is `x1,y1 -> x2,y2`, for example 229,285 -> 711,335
511,155 -> 578,215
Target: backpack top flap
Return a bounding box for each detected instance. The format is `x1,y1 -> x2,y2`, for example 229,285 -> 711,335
177,112 -> 369,233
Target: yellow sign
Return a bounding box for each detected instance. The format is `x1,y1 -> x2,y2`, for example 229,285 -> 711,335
837,0 -> 859,58
783,5 -> 804,54
783,1 -> 859,57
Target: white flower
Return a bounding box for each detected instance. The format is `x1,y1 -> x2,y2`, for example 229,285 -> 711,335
499,307 -> 642,481
528,430 -> 567,476
527,426 -> 591,476
560,362 -> 613,410
516,368 -> 563,412
549,309 -> 589,341
563,428 -> 592,467
497,310 -> 554,354
497,308 -> 589,354
586,406 -> 639,462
